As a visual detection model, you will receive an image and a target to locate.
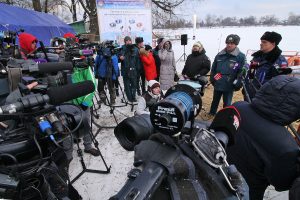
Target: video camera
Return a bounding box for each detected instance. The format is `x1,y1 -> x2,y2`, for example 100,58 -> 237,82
5,58 -> 73,94
0,80 -> 94,199
0,30 -> 17,45
113,84 -> 246,200
97,40 -> 121,58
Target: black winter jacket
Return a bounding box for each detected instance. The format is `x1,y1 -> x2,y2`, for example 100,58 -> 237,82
227,76 -> 300,199
182,49 -> 211,78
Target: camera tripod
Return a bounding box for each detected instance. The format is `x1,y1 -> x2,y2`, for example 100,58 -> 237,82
71,107 -> 111,184
92,54 -> 129,138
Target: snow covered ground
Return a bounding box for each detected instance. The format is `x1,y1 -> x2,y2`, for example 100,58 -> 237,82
69,26 -> 300,200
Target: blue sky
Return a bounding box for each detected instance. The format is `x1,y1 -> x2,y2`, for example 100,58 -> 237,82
175,0 -> 300,21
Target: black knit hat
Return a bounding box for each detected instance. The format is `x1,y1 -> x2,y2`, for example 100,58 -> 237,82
226,34 -> 240,45
124,36 -> 132,43
260,31 -> 282,45
145,45 -> 152,51
135,37 -> 144,44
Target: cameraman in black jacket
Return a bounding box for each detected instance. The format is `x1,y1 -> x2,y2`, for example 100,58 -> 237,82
227,75 -> 300,200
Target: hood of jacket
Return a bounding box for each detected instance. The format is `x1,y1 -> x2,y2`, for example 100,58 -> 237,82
251,75 -> 300,125
161,39 -> 173,51
19,33 -> 38,53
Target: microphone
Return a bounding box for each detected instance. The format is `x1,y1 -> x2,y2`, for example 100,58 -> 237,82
0,81 -> 95,114
37,62 -> 73,73
209,106 -> 241,147
7,59 -> 73,73
47,80 -> 95,105
68,49 -> 94,57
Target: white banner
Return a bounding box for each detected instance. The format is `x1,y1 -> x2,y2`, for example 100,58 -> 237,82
96,0 -> 152,45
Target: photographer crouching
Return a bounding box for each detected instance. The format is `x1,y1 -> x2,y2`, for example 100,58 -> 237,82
94,41 -> 119,105
135,80 -> 163,115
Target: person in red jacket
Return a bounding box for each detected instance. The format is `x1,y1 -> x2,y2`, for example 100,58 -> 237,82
18,32 -> 38,59
139,45 -> 157,81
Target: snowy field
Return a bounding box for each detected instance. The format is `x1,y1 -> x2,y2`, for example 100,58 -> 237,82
69,26 -> 300,200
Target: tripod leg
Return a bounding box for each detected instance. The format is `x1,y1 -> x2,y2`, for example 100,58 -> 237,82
70,110 -> 111,184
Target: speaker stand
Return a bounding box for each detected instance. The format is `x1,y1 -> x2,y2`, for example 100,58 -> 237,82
177,45 -> 188,62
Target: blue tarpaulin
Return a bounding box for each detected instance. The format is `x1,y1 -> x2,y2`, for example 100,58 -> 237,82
0,3 -> 75,46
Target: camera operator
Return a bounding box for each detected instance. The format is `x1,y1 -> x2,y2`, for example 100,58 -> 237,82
135,80 -> 163,115
181,41 -> 211,81
119,36 -> 139,102
226,75 -> 300,200
95,41 -> 119,104
50,37 -> 66,62
18,32 -> 59,62
71,61 -> 100,157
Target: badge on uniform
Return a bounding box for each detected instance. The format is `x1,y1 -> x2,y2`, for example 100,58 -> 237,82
214,73 -> 222,80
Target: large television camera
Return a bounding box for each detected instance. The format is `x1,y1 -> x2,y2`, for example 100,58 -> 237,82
113,84 -> 247,200
97,40 -> 121,58
0,80 -> 94,199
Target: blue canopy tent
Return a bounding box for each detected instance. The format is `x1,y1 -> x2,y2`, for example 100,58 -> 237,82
0,3 -> 75,46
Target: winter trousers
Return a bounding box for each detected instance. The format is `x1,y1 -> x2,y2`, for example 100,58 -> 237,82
123,75 -> 137,102
98,77 -> 116,103
137,71 -> 146,95
209,90 -> 233,115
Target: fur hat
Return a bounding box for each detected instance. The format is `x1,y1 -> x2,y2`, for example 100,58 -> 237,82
148,80 -> 160,91
124,36 -> 132,43
193,41 -> 203,51
260,31 -> 282,45
135,37 -> 144,44
226,34 -> 240,45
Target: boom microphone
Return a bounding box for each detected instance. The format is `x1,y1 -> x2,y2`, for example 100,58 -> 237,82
0,81 -> 95,114
7,59 -> 73,73
37,62 -> 73,73
68,49 -> 94,57
47,80 -> 95,105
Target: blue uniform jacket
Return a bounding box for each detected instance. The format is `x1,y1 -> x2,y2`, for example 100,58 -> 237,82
210,47 -> 246,92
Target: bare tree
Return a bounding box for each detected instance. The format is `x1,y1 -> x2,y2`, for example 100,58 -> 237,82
77,0 -> 97,34
32,0 -> 42,11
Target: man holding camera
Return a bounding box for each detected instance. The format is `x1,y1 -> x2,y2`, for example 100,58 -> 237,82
209,34 -> 246,116
94,42 -> 119,105
119,36 -> 139,102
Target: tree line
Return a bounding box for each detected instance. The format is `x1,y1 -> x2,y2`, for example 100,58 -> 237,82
155,13 -> 300,29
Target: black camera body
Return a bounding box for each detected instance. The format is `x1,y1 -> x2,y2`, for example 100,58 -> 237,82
97,41 -> 121,58
113,84 -> 246,200
0,102 -> 82,199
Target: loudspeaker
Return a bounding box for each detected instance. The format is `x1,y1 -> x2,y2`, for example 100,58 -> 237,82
181,34 -> 188,45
